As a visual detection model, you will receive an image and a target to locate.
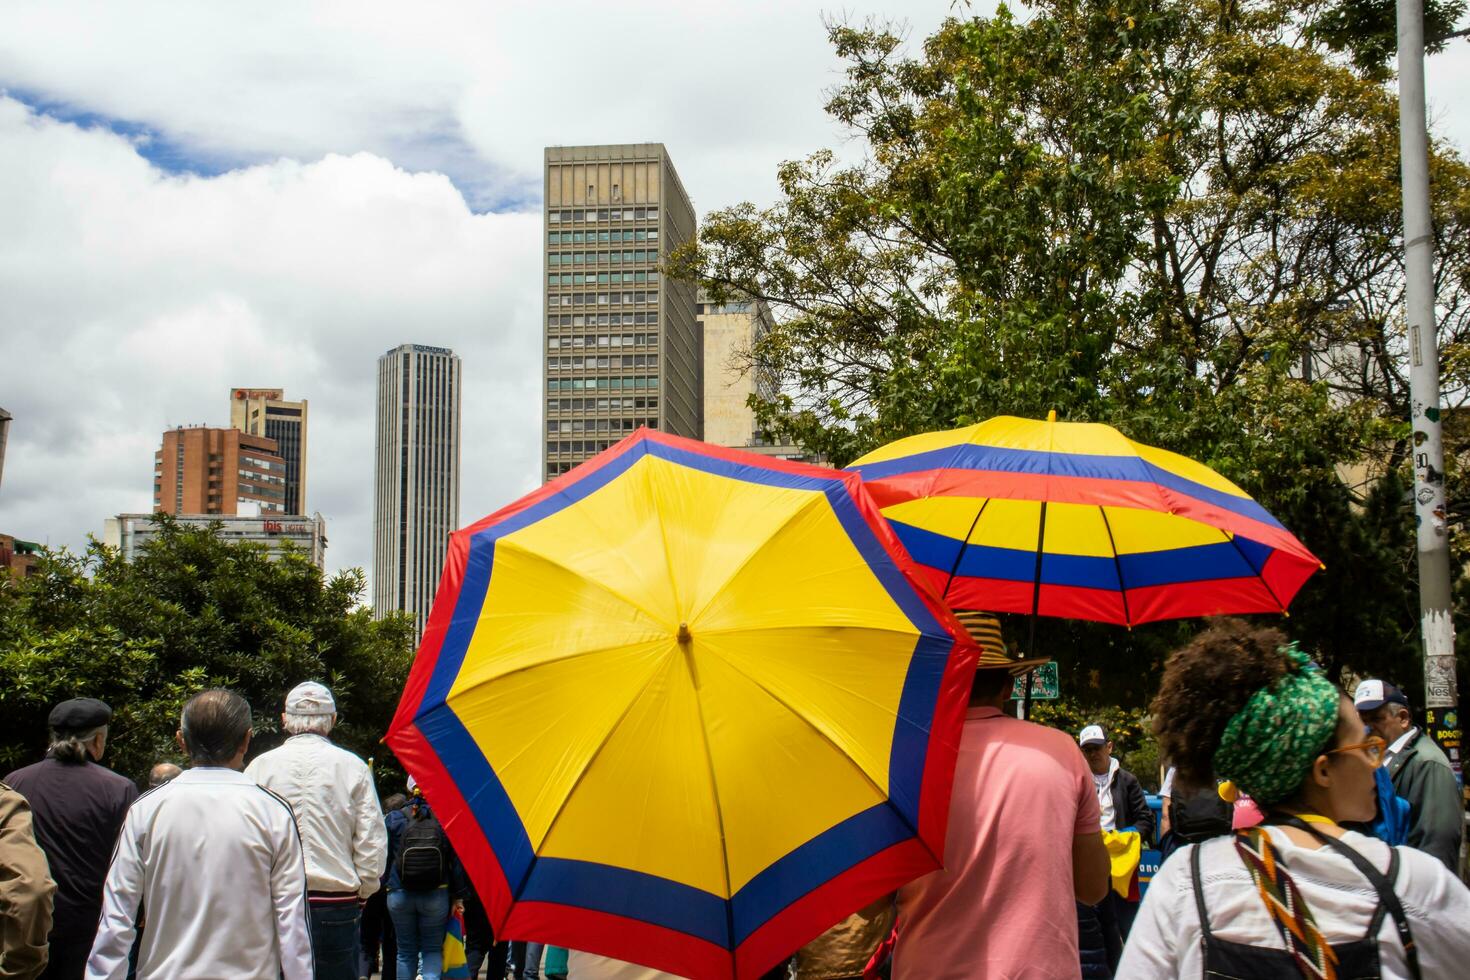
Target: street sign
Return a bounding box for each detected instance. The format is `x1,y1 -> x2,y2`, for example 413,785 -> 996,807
1010,661 -> 1059,700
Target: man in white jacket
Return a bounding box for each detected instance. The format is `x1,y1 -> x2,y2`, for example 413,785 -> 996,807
87,689 -> 313,980
246,681 -> 387,980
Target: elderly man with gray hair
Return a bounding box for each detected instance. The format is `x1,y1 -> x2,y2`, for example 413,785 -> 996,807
246,682 -> 387,980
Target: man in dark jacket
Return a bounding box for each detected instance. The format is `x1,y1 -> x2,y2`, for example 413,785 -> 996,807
5,698 -> 137,980
1355,679 -> 1463,873
1076,725 -> 1155,975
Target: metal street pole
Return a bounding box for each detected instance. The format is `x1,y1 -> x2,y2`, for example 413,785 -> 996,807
1397,0 -> 1462,781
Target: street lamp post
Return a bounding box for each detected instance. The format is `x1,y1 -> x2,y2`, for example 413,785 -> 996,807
1397,0 -> 1462,779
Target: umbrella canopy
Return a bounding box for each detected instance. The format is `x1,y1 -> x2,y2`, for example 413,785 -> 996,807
387,429 -> 979,980
847,415 -> 1322,626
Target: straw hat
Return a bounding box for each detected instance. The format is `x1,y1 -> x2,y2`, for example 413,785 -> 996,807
953,610 -> 1052,676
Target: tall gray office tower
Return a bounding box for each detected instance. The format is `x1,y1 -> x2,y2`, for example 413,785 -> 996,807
543,143 -> 700,481
373,344 -> 462,637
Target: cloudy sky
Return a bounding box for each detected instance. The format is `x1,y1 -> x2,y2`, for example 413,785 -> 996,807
2,2 -> 1469,595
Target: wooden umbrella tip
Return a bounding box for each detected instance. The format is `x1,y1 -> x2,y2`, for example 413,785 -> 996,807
677,622 -> 693,644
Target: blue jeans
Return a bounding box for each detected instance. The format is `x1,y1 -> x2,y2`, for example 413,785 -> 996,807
388,889 -> 450,980
309,903 -> 361,980
520,941 -> 544,980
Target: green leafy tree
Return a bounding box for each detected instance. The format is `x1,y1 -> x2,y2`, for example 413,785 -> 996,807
0,517 -> 414,784
1309,0 -> 1467,79
669,0 -> 1470,707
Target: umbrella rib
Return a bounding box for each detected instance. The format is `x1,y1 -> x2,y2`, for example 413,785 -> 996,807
706,649 -> 914,839
682,493 -> 826,628
494,538 -> 670,631
510,654 -> 675,897
940,497 -> 991,602
445,636 -> 671,692
1222,527 -> 1288,614
681,660 -> 738,946
1097,506 -> 1133,628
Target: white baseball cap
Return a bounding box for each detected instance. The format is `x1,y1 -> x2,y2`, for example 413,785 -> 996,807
1078,725 -> 1107,746
1353,679 -> 1409,712
284,681 -> 336,716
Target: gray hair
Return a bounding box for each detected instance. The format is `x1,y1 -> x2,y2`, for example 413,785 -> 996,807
282,712 -> 335,737
180,689 -> 252,765
49,725 -> 106,764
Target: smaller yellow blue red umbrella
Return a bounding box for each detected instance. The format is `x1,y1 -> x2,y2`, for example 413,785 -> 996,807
387,429 -> 980,980
848,414 -> 1323,626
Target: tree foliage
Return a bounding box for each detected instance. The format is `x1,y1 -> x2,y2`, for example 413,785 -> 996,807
0,517 -> 414,784
669,0 -> 1470,706
1309,0 -> 1467,80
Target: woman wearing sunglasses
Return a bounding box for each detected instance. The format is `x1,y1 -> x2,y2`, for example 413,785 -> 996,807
1118,620 -> 1470,979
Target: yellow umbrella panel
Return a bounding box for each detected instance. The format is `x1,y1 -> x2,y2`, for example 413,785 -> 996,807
387,430 -> 979,980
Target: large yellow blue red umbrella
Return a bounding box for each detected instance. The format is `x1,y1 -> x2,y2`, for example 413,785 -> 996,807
847,414 -> 1322,625
386,429 -> 979,980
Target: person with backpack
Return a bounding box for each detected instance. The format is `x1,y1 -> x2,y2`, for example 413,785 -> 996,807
1119,620 -> 1470,978
385,778 -> 467,980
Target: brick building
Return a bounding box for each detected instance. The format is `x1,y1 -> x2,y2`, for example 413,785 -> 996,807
153,426 -> 288,516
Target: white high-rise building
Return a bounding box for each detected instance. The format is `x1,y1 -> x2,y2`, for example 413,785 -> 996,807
373,344 -> 462,637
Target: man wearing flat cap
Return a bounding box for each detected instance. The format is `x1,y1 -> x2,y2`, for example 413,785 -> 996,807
5,698 -> 137,980
246,682 -> 387,980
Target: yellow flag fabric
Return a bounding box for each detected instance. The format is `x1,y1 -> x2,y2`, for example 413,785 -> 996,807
1103,829 -> 1141,898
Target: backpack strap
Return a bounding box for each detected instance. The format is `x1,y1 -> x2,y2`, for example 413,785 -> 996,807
1274,816 -> 1421,980
1188,842 -> 1216,943
1233,827 -> 1339,980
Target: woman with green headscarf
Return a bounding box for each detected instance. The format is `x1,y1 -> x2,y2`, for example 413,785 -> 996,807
1118,620 -> 1470,980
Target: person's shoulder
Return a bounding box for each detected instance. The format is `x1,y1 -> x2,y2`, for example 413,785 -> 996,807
2,761 -> 41,786
319,738 -> 371,769
243,779 -> 305,824
1409,733 -> 1454,770
92,763 -> 137,788
1010,718 -> 1089,760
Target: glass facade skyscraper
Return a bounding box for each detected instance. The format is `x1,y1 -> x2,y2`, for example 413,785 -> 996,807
373,343 -> 462,637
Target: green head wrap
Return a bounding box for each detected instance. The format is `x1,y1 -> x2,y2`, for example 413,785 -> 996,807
1213,644 -> 1340,807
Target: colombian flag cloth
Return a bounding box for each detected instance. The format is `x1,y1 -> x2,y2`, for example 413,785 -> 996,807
848,415 -> 1322,624
1103,830 -> 1142,899
387,428 -> 981,980
442,909 -> 469,980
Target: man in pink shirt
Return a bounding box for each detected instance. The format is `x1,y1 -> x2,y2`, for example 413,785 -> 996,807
893,614 -> 1109,979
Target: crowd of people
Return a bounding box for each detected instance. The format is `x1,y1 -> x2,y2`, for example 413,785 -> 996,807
1,617 -> 1469,979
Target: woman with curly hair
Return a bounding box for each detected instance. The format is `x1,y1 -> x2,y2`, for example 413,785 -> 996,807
1118,619 -> 1470,979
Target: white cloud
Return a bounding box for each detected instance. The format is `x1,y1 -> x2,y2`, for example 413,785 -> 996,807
0,96 -> 542,583
0,0 -> 961,210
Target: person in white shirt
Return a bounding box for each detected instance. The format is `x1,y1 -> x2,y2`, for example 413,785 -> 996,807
245,681 -> 387,980
1119,621 -> 1470,979
87,689 -> 313,980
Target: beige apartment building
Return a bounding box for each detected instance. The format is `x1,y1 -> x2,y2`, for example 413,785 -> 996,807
229,388 -> 309,513
543,144 -> 700,480
698,290 -> 779,448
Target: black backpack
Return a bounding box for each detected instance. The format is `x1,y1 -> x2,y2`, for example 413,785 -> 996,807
1169,785 -> 1234,843
397,806 -> 449,891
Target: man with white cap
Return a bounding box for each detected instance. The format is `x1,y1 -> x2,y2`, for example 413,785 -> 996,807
1076,723 -> 1154,974
1354,678 -> 1463,872
246,682 -> 388,980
